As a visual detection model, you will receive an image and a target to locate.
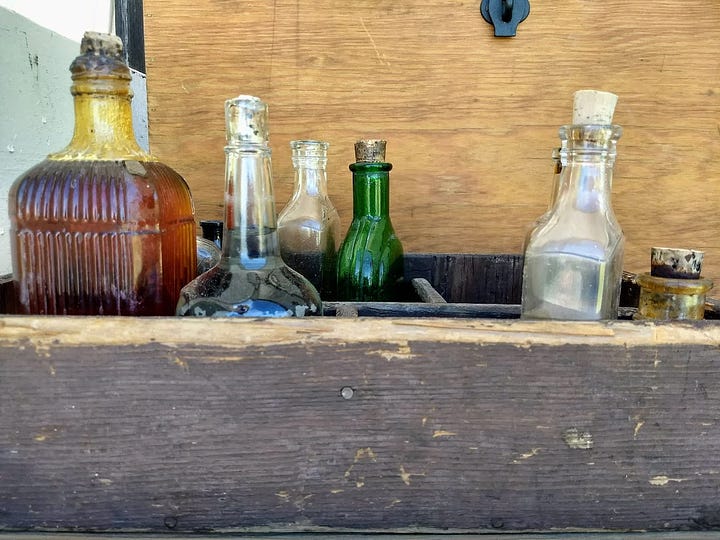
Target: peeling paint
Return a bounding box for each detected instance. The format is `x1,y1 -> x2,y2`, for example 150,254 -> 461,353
513,448 -> 541,463
650,475 -> 688,486
399,465 -> 425,485
563,428 -> 594,450
633,420 -> 644,439
173,357 -> 189,371
432,430 -> 457,438
368,341 -> 416,361
344,447 -> 377,487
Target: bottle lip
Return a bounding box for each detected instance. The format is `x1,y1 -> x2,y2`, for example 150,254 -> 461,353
559,124 -> 623,146
291,140 -> 329,162
636,272 -> 713,294
291,140 -> 329,149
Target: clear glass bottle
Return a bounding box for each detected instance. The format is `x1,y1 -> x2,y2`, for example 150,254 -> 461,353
521,124 -> 624,320
278,140 -> 341,300
336,139 -> 404,301
176,95 -> 321,317
196,220 -> 223,275
522,147 -> 563,252
196,237 -> 221,275
8,32 -> 196,315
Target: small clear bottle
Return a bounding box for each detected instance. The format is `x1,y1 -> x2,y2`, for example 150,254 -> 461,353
176,96 -> 321,317
195,219 -> 223,274
522,90 -> 624,320
278,140 -> 341,300
196,236 -> 221,275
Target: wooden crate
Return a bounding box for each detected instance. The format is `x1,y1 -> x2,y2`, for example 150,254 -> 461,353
2,255 -> 720,535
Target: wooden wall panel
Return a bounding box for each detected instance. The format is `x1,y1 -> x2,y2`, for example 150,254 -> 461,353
143,1 -> 720,284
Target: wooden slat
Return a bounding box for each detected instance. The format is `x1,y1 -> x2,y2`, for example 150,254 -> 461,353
2,535 -> 719,540
142,0 -> 720,285
2,316 -> 720,532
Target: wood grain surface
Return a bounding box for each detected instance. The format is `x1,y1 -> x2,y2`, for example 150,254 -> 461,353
2,535 -> 720,540
2,316 -> 720,532
142,1 -> 720,284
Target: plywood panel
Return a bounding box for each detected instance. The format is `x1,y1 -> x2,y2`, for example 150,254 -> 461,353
143,1 -> 720,284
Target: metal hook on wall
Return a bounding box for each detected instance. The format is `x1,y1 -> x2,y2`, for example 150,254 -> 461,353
480,0 -> 530,37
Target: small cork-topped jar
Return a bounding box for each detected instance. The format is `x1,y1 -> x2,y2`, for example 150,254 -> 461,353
634,247 -> 713,321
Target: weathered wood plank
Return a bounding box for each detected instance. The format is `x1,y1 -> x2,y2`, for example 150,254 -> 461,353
2,534 -> 720,540
2,317 -> 720,533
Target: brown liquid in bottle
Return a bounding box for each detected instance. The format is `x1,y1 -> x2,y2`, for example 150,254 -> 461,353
8,32 -> 196,315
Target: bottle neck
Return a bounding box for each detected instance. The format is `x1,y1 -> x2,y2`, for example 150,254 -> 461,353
350,162 -> 392,218
222,145 -> 280,267
294,157 -> 329,197
555,125 -> 620,214
51,76 -> 150,161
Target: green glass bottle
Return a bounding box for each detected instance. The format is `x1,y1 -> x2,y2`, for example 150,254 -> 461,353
337,139 -> 404,301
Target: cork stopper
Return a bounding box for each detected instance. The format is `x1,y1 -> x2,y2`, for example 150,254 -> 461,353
80,32 -> 124,58
70,31 -> 130,83
355,139 -> 387,162
225,95 -> 269,145
572,90 -> 618,125
650,247 -> 704,280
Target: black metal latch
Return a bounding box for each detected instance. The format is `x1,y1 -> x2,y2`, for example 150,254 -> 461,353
480,0 -> 530,37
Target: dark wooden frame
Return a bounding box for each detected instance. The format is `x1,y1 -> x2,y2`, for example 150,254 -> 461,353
114,0 -> 146,73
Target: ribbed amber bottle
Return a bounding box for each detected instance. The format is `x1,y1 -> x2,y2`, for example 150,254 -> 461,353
8,32 -> 196,315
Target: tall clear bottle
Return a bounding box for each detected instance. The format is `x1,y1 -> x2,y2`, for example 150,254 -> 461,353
337,139 -> 404,301
278,140 -> 341,300
521,90 -> 624,320
8,32 -> 196,315
176,95 -> 321,317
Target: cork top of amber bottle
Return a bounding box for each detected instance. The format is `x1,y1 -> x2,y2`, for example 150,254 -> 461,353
71,31 -> 130,81
355,139 -> 387,162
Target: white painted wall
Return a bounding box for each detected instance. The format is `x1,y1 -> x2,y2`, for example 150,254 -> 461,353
0,2 -> 148,276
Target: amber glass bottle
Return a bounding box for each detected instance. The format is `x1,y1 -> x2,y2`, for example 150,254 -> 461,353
8,32 -> 196,315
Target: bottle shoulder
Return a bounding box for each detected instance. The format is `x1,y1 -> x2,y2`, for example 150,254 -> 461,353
178,263 -> 321,317
10,159 -> 194,224
529,205 -> 623,251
